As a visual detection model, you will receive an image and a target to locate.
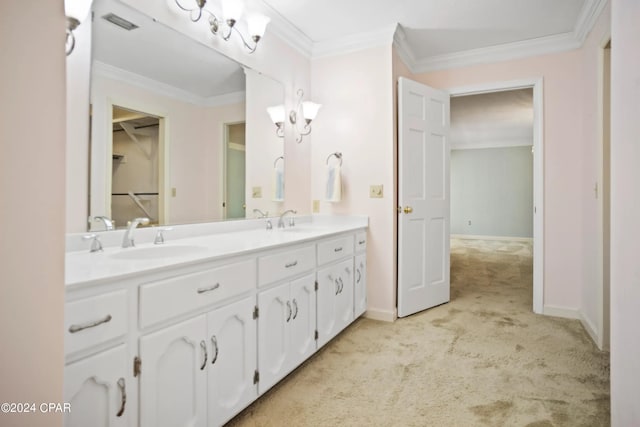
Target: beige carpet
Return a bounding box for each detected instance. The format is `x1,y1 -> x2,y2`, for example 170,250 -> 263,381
228,238 -> 610,426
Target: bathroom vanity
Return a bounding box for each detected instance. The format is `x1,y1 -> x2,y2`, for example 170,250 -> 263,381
64,216 -> 367,427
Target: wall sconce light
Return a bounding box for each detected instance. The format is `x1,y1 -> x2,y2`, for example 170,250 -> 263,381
175,0 -> 270,53
289,89 -> 321,143
65,0 -> 93,55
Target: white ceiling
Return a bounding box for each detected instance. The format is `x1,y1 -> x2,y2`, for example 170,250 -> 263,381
450,89 -> 533,150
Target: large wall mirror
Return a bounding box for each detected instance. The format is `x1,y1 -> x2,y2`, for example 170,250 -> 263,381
88,0 -> 285,231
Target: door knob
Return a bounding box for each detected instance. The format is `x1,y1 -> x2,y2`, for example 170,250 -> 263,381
403,206 -> 413,214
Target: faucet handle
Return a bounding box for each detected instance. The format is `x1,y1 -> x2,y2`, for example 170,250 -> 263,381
154,227 -> 173,245
83,233 -> 103,253
265,219 -> 273,230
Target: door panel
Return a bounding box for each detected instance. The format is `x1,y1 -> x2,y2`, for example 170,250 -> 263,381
289,274 -> 316,367
354,254 -> 367,318
258,282 -> 290,394
398,77 -> 450,317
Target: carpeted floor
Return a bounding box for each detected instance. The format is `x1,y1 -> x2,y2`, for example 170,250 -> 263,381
228,238 -> 610,426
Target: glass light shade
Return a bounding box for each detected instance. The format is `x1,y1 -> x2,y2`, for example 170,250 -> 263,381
302,101 -> 322,121
247,14 -> 270,38
222,0 -> 243,21
267,105 -> 285,124
65,0 -> 93,22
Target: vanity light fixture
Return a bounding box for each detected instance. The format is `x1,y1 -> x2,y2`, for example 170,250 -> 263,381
65,0 -> 93,55
289,89 -> 321,143
174,0 -> 270,53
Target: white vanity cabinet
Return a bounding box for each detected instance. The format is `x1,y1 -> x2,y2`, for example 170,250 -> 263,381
64,345 -> 128,427
257,273 -> 316,394
316,236 -> 355,348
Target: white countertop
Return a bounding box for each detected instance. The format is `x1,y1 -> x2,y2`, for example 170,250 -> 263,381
66,215 -> 368,288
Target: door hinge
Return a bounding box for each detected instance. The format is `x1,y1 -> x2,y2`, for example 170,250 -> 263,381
253,305 -> 259,319
314,280 -> 318,291
133,356 -> 142,377
314,330 -> 319,340
253,370 -> 260,384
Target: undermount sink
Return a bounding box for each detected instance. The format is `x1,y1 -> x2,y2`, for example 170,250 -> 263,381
109,245 -> 208,260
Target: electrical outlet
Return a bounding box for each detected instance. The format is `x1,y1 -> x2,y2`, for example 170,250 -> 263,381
252,187 -> 262,198
312,200 -> 320,213
369,185 -> 383,198
171,187 -> 177,197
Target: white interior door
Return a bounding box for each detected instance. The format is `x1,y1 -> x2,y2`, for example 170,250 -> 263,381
398,77 -> 451,318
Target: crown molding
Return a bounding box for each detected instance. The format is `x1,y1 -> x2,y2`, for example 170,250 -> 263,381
411,32 -> 581,74
92,61 -> 245,107
311,24 -> 397,59
392,24 -> 417,71
256,1 -> 313,58
573,0 -> 608,43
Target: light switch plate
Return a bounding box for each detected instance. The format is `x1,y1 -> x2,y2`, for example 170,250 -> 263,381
370,185 -> 383,198
252,187 -> 262,198
312,200 -> 320,213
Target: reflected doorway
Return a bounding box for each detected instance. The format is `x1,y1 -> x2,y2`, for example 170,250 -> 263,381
111,105 -> 163,228
224,122 -> 246,220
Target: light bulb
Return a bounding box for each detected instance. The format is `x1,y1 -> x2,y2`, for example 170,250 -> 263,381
65,0 -> 93,22
302,101 -> 322,121
247,14 -> 270,39
267,105 -> 285,124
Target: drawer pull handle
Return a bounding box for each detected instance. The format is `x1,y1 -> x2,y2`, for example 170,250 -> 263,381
285,261 -> 298,268
68,314 -> 112,333
116,378 -> 126,417
197,283 -> 220,294
286,301 -> 292,322
356,268 -> 362,284
292,299 -> 299,319
200,340 -> 208,370
334,247 -> 343,252
358,240 -> 366,245
335,279 -> 340,295
339,277 -> 344,294
211,336 -> 219,365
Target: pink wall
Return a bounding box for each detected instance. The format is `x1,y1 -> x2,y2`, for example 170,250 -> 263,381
311,47 -> 397,320
413,34 -> 605,312
0,1 -> 65,426
610,0 -> 640,423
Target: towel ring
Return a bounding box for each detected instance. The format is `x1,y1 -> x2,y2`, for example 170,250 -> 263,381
273,156 -> 284,168
326,152 -> 343,166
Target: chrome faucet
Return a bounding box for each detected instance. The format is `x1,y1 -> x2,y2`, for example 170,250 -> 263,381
277,209 -> 297,229
122,217 -> 150,248
94,216 -> 114,231
253,208 -> 268,218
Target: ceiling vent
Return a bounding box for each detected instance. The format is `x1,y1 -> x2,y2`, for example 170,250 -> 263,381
102,13 -> 139,31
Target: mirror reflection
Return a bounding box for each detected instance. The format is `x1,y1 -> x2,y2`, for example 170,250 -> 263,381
89,0 -> 284,230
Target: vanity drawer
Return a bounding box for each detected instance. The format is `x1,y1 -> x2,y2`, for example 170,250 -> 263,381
65,290 -> 128,356
258,245 -> 315,287
317,235 -> 354,266
355,231 -> 367,253
139,259 -> 256,328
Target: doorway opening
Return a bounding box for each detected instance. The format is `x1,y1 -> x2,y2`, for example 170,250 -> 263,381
224,122 -> 247,220
110,105 -> 163,228
448,79 -> 544,314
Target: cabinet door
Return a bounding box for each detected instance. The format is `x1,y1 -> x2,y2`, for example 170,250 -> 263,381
140,316 -> 207,427
258,282 -> 290,394
335,259 -> 355,332
64,345 -> 128,427
207,296 -> 257,427
354,254 -> 367,318
289,274 -> 316,368
316,264 -> 339,348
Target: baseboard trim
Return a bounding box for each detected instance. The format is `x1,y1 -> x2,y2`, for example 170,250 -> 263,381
364,308 -> 397,322
542,305 -> 581,319
451,234 -> 533,242
579,311 -> 603,350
